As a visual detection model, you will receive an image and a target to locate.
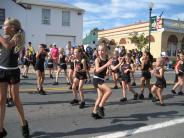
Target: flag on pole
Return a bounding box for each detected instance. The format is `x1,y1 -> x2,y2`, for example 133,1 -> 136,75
156,11 -> 164,30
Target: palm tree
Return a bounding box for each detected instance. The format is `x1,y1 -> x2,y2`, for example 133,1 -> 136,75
128,32 -> 148,51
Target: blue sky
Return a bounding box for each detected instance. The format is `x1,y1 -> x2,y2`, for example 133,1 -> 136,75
53,0 -> 184,37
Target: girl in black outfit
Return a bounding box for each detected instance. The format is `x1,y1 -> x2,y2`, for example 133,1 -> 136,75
68,48 -> 75,89
70,48 -> 87,109
0,18 -> 29,138
111,51 -> 120,89
151,57 -> 166,106
47,53 -> 54,78
139,51 -> 153,99
92,44 -> 112,119
35,44 -> 48,95
22,49 -> 31,78
112,54 -> 138,102
171,52 -> 184,95
53,48 -> 69,85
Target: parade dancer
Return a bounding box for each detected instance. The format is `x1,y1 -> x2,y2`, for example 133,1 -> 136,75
70,48 -> 87,109
68,48 -> 75,89
151,57 -> 166,106
171,52 -> 184,95
139,51 -> 153,99
92,44 -> 112,119
35,44 -> 48,95
113,54 -> 138,102
111,51 -> 120,89
53,48 -> 69,85
0,18 -> 30,138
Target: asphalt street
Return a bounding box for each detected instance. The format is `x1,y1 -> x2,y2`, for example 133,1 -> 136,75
4,70 -> 184,138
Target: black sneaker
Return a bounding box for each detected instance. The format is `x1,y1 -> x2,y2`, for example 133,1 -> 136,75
69,85 -> 72,89
148,93 -> 153,99
22,120 -> 30,138
97,107 -> 105,118
171,90 -> 176,94
6,98 -> 15,107
0,128 -> 7,138
52,82 -> 58,85
91,112 -> 102,119
178,91 -> 184,95
139,93 -> 144,99
133,93 -> 138,100
160,103 -> 165,106
39,89 -> 47,95
70,99 -> 79,105
152,97 -> 159,102
113,85 -> 118,89
120,97 -> 127,102
131,82 -> 136,86
79,101 -> 85,109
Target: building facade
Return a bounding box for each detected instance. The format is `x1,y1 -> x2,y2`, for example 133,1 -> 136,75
98,18 -> 184,59
82,28 -> 99,49
0,0 -> 84,49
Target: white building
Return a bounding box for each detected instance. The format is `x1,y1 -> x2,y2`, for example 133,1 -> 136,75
0,0 -> 84,49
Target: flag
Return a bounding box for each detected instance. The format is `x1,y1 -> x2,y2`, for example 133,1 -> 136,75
156,11 -> 164,30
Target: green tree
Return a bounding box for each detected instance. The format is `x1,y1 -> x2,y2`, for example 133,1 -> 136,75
128,32 -> 148,51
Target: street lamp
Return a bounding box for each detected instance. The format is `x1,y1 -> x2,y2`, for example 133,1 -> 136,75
148,2 -> 154,52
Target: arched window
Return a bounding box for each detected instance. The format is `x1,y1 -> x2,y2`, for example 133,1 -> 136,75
182,37 -> 184,50
146,35 -> 155,42
167,35 -> 178,56
109,39 -> 116,45
119,38 -> 126,44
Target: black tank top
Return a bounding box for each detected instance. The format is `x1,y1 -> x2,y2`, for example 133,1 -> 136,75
75,59 -> 84,70
179,61 -> 184,72
121,63 -> 131,76
0,44 -> 19,68
59,55 -> 66,64
142,61 -> 151,71
94,58 -> 108,79
112,57 -> 119,66
155,67 -> 165,82
35,53 -> 46,66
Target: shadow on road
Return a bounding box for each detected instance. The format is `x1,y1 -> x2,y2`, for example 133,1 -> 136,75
31,123 -> 146,138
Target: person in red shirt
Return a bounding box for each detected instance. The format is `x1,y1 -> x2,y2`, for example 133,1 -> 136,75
51,44 -> 59,69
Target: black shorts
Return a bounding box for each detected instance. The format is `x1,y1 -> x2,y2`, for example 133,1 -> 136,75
35,65 -> 44,72
155,78 -> 166,88
75,72 -> 87,80
69,62 -> 74,70
23,61 -> 30,66
121,75 -> 131,83
178,72 -> 184,77
0,68 -> 20,84
59,64 -> 67,70
112,69 -> 119,73
142,71 -> 151,80
47,64 -> 53,69
93,78 -> 105,88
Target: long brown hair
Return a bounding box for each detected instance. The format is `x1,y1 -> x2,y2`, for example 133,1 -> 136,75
6,17 -> 25,53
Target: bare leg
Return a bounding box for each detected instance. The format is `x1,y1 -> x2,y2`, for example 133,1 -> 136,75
0,82 -> 7,132
11,84 -> 26,126
72,78 -> 79,99
98,84 -> 112,107
93,88 -> 103,113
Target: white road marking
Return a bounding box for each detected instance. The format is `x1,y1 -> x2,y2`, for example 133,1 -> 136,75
94,117 -> 184,138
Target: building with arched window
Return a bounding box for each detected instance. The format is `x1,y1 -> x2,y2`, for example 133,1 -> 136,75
98,18 -> 184,59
